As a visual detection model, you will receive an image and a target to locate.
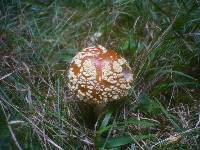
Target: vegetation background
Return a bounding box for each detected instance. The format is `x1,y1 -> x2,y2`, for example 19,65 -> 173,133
0,0 -> 200,149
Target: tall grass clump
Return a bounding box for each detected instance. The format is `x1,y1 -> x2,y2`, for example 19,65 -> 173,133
0,0 -> 200,149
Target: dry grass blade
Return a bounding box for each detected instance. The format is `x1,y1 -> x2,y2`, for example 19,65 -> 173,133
0,72 -> 14,81
0,101 -> 23,150
0,97 -> 64,150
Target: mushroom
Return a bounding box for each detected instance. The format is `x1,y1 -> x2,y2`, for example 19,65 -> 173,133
67,45 -> 133,104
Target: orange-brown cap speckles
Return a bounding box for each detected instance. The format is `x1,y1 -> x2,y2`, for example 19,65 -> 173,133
67,45 -> 133,104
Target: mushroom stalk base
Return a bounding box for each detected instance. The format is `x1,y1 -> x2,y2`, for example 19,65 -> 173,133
94,103 -> 107,116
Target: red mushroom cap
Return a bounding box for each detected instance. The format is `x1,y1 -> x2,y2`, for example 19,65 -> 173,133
67,45 -> 133,104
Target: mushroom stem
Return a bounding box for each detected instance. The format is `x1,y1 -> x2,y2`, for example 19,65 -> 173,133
94,103 -> 107,116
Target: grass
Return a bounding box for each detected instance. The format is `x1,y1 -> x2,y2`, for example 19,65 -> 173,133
0,0 -> 200,149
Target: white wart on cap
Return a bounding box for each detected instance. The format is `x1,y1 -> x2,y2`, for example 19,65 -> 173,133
67,45 -> 133,104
